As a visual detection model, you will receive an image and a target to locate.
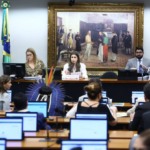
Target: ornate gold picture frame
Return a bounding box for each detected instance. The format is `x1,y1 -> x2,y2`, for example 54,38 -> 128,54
48,3 -> 143,70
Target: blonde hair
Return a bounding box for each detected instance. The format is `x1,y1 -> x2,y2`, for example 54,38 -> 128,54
84,82 -> 102,100
26,48 -> 37,64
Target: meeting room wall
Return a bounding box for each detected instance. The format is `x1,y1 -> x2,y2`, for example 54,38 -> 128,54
0,0 -> 150,75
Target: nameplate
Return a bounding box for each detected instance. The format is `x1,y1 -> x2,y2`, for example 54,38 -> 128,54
62,75 -> 79,80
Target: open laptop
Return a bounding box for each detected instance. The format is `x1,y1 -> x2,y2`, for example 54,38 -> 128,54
75,114 -> 107,119
118,69 -> 137,80
61,140 -> 107,150
28,101 -> 48,117
131,91 -> 144,104
70,118 -> 108,140
0,139 -> 6,150
6,112 -> 38,132
0,118 -> 23,140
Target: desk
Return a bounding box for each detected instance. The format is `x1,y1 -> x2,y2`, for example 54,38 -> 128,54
6,138 -> 130,150
24,130 -> 137,139
11,79 -> 148,102
57,79 -> 148,102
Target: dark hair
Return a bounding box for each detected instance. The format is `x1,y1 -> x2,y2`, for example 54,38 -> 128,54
13,92 -> 27,110
0,75 -> 11,93
68,51 -> 81,72
144,82 -> 150,100
88,78 -> 102,87
139,129 -> 150,149
38,86 -> 52,95
84,82 -> 102,100
135,47 -> 144,52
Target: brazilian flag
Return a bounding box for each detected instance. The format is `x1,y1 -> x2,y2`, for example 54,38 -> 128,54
1,0 -> 11,63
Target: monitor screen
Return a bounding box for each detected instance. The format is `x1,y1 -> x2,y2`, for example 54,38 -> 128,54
118,69 -> 137,80
70,118 -> 108,140
6,112 -> 38,132
0,118 -> 23,140
132,91 -> 144,104
61,140 -> 107,150
76,114 -> 107,119
3,63 -> 25,78
0,139 -> 6,150
28,102 -> 48,117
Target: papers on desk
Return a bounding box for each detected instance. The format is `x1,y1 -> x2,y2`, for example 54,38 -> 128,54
117,112 -> 128,118
113,103 -> 124,107
62,74 -> 80,80
24,76 -> 42,81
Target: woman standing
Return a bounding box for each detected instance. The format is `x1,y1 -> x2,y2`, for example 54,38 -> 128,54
0,75 -> 12,111
25,48 -> 45,76
62,51 -> 88,79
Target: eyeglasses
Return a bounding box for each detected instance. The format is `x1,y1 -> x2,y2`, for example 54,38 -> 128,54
26,54 -> 32,56
136,51 -> 143,54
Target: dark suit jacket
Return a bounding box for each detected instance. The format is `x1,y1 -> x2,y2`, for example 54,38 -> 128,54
129,102 -> 150,133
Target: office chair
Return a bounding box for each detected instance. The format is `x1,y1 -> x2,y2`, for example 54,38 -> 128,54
101,71 -> 118,79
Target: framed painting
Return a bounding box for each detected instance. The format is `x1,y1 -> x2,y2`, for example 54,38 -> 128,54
48,3 -> 143,70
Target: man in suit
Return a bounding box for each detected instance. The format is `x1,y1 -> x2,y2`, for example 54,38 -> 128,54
125,47 -> 150,74
13,92 -> 51,130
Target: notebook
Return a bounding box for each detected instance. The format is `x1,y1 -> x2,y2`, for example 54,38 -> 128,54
0,139 -> 6,150
6,112 -> 38,132
0,118 -> 23,140
28,101 -> 48,117
61,140 -> 107,150
131,91 -> 144,104
70,118 -> 108,140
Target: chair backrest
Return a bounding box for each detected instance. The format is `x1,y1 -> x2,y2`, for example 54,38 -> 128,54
142,111 -> 150,130
0,101 -> 4,110
101,71 -> 118,79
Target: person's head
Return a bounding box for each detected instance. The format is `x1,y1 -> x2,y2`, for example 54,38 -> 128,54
99,31 -> 102,35
143,82 -> 150,102
69,51 -> 80,65
135,47 -> 144,60
88,78 -> 102,88
84,82 -> 102,101
133,129 -> 150,150
13,92 -> 28,111
26,48 -> 37,63
87,30 -> 91,35
0,75 -> 12,93
39,85 -> 52,95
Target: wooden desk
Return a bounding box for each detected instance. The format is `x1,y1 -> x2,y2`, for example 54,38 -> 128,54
6,138 -> 131,150
24,130 -> 137,139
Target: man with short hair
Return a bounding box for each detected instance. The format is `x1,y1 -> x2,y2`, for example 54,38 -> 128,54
125,47 -> 150,74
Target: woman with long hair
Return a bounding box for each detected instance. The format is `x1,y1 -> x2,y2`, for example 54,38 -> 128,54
62,51 -> 88,79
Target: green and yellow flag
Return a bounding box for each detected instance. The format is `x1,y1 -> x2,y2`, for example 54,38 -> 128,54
1,0 -> 11,63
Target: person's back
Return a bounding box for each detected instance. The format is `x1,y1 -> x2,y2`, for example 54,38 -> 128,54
13,92 -> 51,130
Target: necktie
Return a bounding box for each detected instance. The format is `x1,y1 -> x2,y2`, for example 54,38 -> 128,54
138,59 -> 143,74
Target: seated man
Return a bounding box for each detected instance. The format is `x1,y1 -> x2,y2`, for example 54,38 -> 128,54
125,47 -> 150,75
13,92 -> 51,130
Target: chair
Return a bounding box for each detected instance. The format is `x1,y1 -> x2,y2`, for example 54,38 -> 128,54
142,111 -> 150,130
101,71 -> 118,79
0,101 -> 4,111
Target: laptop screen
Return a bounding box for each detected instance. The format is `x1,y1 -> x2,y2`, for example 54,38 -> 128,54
76,114 -> 107,119
0,139 -> 6,150
28,102 -> 48,117
0,118 -> 23,140
132,91 -> 144,104
6,112 -> 38,132
61,140 -> 107,150
70,118 -> 108,140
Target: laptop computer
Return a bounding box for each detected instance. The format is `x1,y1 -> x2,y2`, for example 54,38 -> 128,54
0,139 -> 6,150
75,114 -> 107,119
6,112 -> 38,132
131,91 -> 144,104
70,118 -> 108,140
61,140 -> 107,150
0,118 -> 23,140
28,101 -> 48,118
118,69 -> 137,80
